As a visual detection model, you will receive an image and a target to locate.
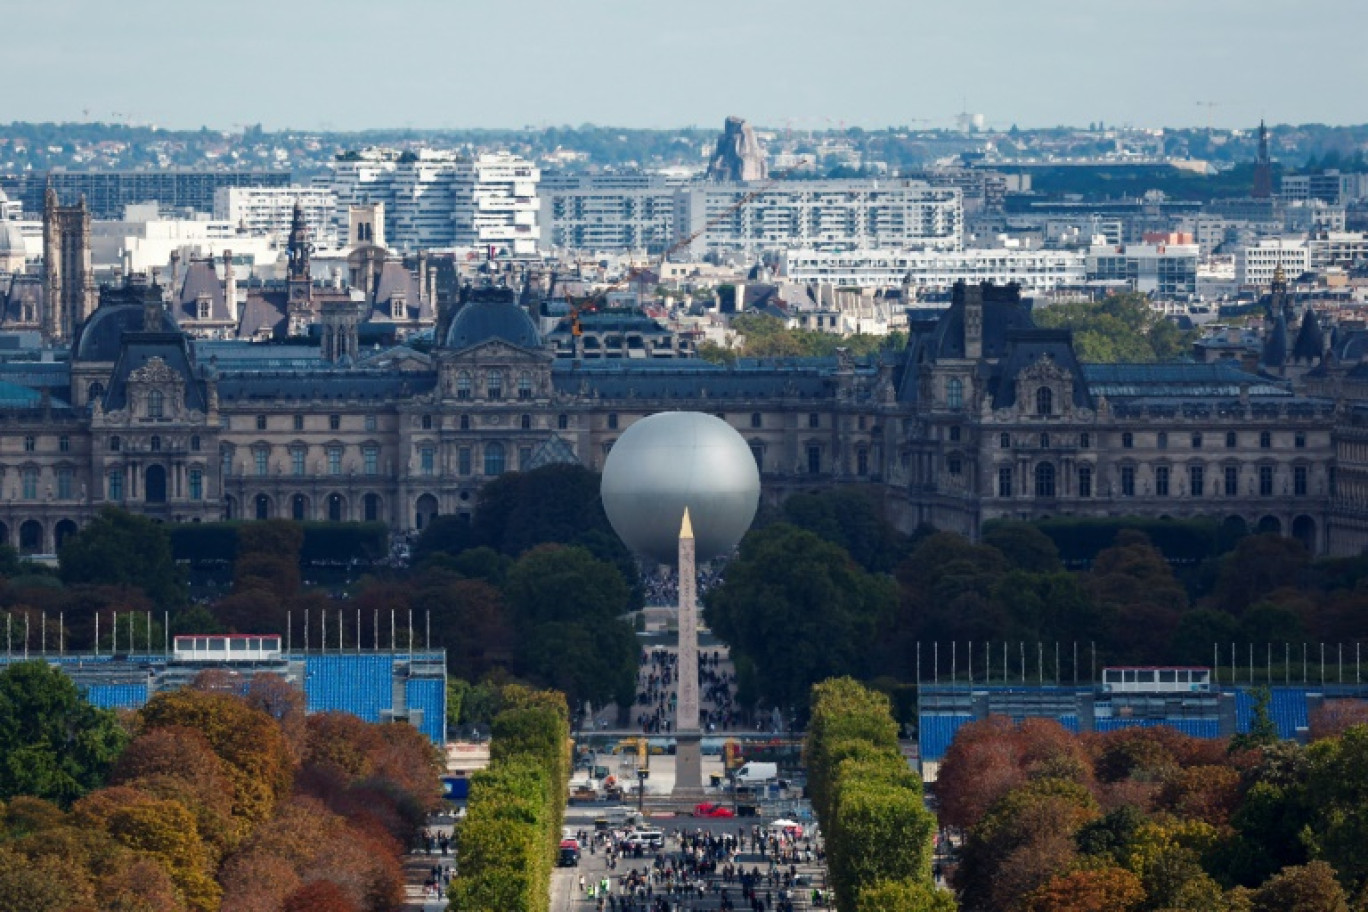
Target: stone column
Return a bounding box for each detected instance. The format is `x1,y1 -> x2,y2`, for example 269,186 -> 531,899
674,507 -> 704,797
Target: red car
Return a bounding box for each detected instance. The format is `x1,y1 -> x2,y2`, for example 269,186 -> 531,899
693,802 -> 735,818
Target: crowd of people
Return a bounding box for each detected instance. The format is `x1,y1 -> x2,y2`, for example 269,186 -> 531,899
633,647 -> 741,734
577,825 -> 825,912
642,568 -> 725,607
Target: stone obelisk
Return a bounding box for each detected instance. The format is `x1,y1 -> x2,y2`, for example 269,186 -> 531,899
673,507 -> 704,797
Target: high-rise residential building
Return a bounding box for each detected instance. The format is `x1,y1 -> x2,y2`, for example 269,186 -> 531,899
323,149 -> 538,253
671,180 -> 962,259
1235,239 -> 1311,288
213,187 -> 338,245
1085,242 -> 1200,297
1,171 -> 291,219
451,153 -> 540,256
539,172 -> 676,253
781,247 -> 1086,292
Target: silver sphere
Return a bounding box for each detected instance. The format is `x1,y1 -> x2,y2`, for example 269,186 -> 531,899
600,411 -> 761,565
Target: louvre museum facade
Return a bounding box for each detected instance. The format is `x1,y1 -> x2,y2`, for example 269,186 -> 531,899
0,267 -> 1360,558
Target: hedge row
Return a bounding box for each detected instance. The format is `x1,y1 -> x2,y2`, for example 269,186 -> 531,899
805,678 -> 949,912
170,521 -> 388,564
449,686 -> 571,912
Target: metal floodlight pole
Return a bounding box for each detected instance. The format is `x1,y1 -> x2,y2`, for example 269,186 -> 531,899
968,640 -> 973,686
1303,642 -> 1308,684
933,642 -> 938,685
59,612 -> 63,656
40,612 -> 45,655
1285,642 -> 1290,685
303,608 -> 309,653
1249,643 -> 1254,685
1020,642 -> 1026,684
1073,642 -> 1078,685
24,614 -> 29,659
1267,643 -> 1272,685
426,610 -> 430,653
320,609 -> 325,654
93,613 -> 98,657
338,609 -> 343,652
1338,643 -> 1343,684
357,608 -> 361,654
951,641 -> 956,687
1213,643 -> 1218,684
1038,642 -> 1044,685
286,611 -> 291,654
1055,642 -> 1060,685
915,641 -> 920,684
1320,643 -> 1325,686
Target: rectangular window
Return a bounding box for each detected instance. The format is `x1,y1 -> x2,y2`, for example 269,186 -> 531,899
458,447 -> 471,476
808,413 -> 820,429
363,447 -> 378,476
1295,432 -> 1306,449
1191,433 -> 1203,449
1122,432 -> 1133,449
1225,466 -> 1239,496
1294,465 -> 1307,496
329,414 -> 341,431
254,449 -> 268,476
857,450 -> 869,476
365,414 -> 377,432
20,468 -> 36,500
1155,466 -> 1170,496
57,467 -> 72,500
1121,466 -> 1135,497
1260,465 -> 1274,496
420,447 -> 435,476
807,445 -> 821,475
293,414 -> 304,431
256,414 -> 267,431
998,466 -> 1013,497
1078,465 -> 1092,498
59,436 -> 70,453
108,470 -> 123,501
1226,431 -> 1237,448
948,456 -> 962,476
221,449 -> 233,478
292,449 -> 305,476
189,469 -> 203,501
327,448 -> 342,475
1190,465 -> 1205,497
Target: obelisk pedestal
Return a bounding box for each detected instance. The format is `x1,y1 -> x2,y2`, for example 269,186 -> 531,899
673,508 -> 705,798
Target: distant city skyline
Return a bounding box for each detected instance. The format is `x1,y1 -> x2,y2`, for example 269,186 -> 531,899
3,0 -> 1366,133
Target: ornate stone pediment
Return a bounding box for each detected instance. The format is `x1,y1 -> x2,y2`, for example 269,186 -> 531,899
129,357 -> 179,385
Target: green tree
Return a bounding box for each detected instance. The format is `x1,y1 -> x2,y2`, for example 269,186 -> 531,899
706,525 -> 897,712
1250,861 -> 1348,912
1303,725 -> 1368,895
780,487 -> 910,572
503,545 -> 636,709
58,507 -> 187,607
854,879 -> 956,912
982,522 -> 1063,574
1034,292 -> 1195,362
0,661 -> 127,806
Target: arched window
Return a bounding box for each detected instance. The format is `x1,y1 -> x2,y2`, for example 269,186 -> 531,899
456,372 -> 472,400
486,370 -> 504,400
484,442 -> 505,476
1035,462 -> 1056,497
88,381 -> 105,403
147,389 -> 164,419
1036,386 -> 1053,416
947,378 -> 963,410
518,372 -> 533,400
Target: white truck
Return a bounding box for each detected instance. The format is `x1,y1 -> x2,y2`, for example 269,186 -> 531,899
733,761 -> 778,784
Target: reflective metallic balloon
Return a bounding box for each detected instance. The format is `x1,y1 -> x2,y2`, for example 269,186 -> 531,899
600,411 -> 761,564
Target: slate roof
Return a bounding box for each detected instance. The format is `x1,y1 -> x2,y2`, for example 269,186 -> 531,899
74,304 -> 179,363
175,259 -> 232,323
0,276 -> 42,326
215,372 -> 437,403
445,299 -> 541,351
1082,363 -> 1293,399
238,290 -> 288,339
990,330 -> 1093,410
365,261 -> 433,324
550,359 -> 845,401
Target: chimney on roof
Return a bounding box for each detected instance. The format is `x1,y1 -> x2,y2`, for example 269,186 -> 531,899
963,282 -> 983,360
222,249 -> 236,323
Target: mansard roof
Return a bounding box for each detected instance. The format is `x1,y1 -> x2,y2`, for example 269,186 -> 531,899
74,304 -> 179,363
103,333 -> 206,413
990,329 -> 1093,411
1082,362 -> 1292,399
175,259 -> 232,323
214,371 -> 437,403
445,297 -> 541,351
925,282 -> 1033,361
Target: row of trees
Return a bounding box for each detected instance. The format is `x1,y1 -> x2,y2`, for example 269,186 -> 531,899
449,686 -> 572,912
805,678 -> 945,912
0,660 -> 443,912
1033,293 -> 1194,363
698,313 -> 904,363
938,714 -> 1368,911
705,492 -> 1368,719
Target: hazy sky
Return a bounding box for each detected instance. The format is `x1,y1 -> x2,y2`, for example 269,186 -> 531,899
5,0 -> 1365,132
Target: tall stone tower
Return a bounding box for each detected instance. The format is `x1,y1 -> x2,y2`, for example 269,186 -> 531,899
285,200 -> 313,336
320,300 -> 360,365
42,186 -> 97,344
1252,120 -> 1273,200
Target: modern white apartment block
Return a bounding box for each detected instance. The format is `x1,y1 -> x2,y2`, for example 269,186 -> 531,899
451,153 -> 540,256
1306,231 -> 1368,270
672,180 -> 962,259
1281,171 -> 1368,205
539,172 -> 675,253
213,187 -> 338,245
1235,239 -> 1311,288
1085,243 -> 1200,297
780,248 -> 1085,292
325,148 -> 460,249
